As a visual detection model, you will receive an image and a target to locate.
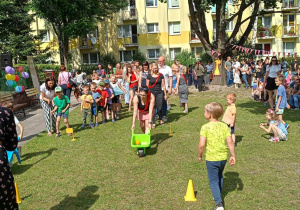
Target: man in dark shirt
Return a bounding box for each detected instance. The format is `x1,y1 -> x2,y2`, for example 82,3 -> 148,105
291,57 -> 298,74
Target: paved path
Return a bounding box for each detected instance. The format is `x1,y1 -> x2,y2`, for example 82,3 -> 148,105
15,97 -> 80,147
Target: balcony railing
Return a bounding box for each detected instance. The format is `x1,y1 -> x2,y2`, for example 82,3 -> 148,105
79,38 -> 94,49
282,25 -> 300,37
123,34 -> 138,47
121,8 -> 138,20
257,27 -> 275,39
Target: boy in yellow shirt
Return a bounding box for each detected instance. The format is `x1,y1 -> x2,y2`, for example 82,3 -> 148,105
199,102 -> 236,210
81,85 -> 94,128
222,93 -> 237,144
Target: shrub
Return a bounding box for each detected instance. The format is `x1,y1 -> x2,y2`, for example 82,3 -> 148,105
99,52 -> 117,69
174,50 -> 197,67
133,50 -> 146,64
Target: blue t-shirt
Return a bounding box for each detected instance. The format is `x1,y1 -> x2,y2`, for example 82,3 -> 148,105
92,92 -> 101,107
276,85 -> 287,109
270,120 -> 288,135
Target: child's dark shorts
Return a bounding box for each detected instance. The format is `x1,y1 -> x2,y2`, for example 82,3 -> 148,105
106,103 -> 112,111
227,124 -> 235,134
57,112 -> 69,119
97,105 -> 105,112
112,95 -> 120,103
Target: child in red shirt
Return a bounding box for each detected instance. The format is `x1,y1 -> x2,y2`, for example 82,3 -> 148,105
96,82 -> 109,124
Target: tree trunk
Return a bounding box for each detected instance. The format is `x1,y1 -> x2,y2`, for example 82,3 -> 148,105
58,38 -> 69,66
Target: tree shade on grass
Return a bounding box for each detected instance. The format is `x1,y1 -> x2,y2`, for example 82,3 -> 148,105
12,89 -> 300,209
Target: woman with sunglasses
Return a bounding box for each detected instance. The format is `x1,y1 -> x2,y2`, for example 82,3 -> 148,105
147,63 -> 168,127
131,86 -> 155,134
264,56 -> 282,108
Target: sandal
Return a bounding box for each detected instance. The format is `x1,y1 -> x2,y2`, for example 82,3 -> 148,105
152,124 -> 156,129
160,121 -> 165,126
47,132 -> 52,137
55,132 -> 60,138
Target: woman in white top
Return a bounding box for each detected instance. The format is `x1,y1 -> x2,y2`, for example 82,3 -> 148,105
239,59 -> 249,88
264,56 -> 281,108
40,77 -> 57,136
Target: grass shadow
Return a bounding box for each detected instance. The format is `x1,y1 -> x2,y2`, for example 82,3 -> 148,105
167,107 -> 199,123
235,135 -> 243,146
11,148 -> 58,175
148,133 -> 172,156
222,172 -> 243,201
50,185 -> 99,210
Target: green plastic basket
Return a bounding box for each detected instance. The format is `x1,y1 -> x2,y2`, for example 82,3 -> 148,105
131,129 -> 151,156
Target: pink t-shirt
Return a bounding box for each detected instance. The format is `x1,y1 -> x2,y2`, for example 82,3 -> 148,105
59,71 -> 71,85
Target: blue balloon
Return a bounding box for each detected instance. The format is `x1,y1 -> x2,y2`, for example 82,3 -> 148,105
6,80 -> 14,87
15,86 -> 22,93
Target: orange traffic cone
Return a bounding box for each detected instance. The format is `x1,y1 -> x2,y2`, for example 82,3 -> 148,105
184,179 -> 197,201
15,182 -> 22,204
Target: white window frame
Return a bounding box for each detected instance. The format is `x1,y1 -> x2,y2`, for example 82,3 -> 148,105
87,28 -> 98,39
146,0 -> 158,7
169,22 -> 181,35
191,47 -> 203,59
283,0 -> 295,8
40,30 -> 50,43
168,0 -> 180,8
82,53 -> 99,64
118,25 -> 132,38
147,23 -> 159,33
119,50 -> 135,63
283,42 -> 295,53
226,21 -> 234,31
169,48 -> 181,60
259,16 -> 272,28
148,49 -> 160,59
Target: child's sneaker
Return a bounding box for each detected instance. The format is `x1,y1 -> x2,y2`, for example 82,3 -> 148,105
95,122 -> 99,127
90,123 -> 94,128
269,137 -> 279,142
112,119 -> 116,123
116,115 -> 120,120
214,202 -> 224,210
81,124 -> 85,128
102,120 -> 106,124
104,119 -> 108,123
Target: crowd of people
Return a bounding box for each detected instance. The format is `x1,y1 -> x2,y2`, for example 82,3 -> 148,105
1,53 -> 299,210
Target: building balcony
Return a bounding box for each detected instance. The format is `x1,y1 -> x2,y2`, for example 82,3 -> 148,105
79,38 -> 95,50
121,8 -> 138,21
123,34 -> 138,47
282,25 -> 300,38
282,0 -> 299,10
190,31 -> 201,43
257,28 -> 275,39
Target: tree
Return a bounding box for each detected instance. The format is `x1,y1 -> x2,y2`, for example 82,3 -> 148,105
159,0 -> 282,85
0,0 -> 43,63
31,0 -> 127,66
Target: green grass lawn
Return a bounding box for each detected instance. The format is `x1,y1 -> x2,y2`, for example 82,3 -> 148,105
12,89 -> 300,209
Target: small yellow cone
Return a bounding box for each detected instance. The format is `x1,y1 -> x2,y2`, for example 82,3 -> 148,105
15,182 -> 22,204
66,128 -> 76,141
184,179 -> 197,201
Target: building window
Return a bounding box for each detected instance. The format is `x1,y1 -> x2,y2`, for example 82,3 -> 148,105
170,48 -> 181,60
169,0 -> 179,8
40,30 -> 50,42
169,22 -> 181,35
226,21 -> 234,31
147,23 -> 159,33
283,15 -> 295,35
87,28 -> 98,39
118,25 -> 131,38
82,53 -> 99,64
258,16 -> 271,28
283,0 -> 295,8
283,42 -> 295,53
256,43 -> 271,54
191,47 -> 203,59
213,20 -> 216,40
148,49 -> 160,59
146,0 -> 157,7
119,50 -> 135,62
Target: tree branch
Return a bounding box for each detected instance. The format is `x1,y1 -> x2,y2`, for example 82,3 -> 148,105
226,0 -> 255,22
194,0 -> 210,42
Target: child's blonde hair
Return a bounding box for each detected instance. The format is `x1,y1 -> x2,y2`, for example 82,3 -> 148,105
205,102 -> 223,119
181,66 -> 187,74
276,75 -> 284,83
1,101 -> 13,110
82,84 -> 90,90
90,82 -> 97,88
226,93 -> 237,102
266,109 -> 278,121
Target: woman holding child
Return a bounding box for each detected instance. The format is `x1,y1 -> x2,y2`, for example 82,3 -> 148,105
264,56 -> 281,108
147,63 -> 168,127
131,86 -> 155,134
40,77 -> 57,136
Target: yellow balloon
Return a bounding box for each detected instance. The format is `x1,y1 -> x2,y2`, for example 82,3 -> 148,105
10,75 -> 15,81
5,74 -> 11,80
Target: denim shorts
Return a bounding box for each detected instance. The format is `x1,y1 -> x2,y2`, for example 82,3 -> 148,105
227,124 -> 235,134
57,112 -> 69,119
91,106 -> 98,116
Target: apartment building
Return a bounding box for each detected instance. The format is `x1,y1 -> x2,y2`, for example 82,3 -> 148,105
31,0 -> 300,65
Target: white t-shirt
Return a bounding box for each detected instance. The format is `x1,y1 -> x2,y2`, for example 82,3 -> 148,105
241,65 -> 247,75
206,64 -> 213,73
40,83 -> 55,100
92,79 -> 101,85
159,65 -> 173,91
232,61 -> 241,72
266,65 -> 281,78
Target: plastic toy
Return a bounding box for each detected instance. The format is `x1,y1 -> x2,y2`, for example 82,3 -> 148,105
6,137 -> 21,167
131,129 -> 151,157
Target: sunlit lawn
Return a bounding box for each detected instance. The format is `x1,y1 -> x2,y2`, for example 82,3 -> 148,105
12,88 -> 300,209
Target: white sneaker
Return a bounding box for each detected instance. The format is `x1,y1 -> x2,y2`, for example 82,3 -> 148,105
162,116 -> 167,122
167,105 -> 171,110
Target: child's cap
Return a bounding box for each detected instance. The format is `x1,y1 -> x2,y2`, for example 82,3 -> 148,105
55,86 -> 62,92
104,79 -> 110,84
99,81 -> 105,86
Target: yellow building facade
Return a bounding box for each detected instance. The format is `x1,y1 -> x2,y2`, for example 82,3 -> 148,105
31,0 -> 300,65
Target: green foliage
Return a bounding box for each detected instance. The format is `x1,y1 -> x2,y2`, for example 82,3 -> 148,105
79,64 -> 98,75
133,50 -> 147,64
0,0 -> 45,63
174,50 -> 196,66
201,53 -> 213,64
99,53 -> 117,70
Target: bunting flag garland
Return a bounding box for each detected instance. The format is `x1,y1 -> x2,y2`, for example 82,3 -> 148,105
273,52 -> 275,56
255,50 -> 257,55
217,53 -> 221,57
288,53 -> 290,57
211,50 -> 216,56
250,49 -> 253,54
263,50 -> 265,55
278,52 -> 281,57
283,52 -> 285,57
295,53 -> 297,57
